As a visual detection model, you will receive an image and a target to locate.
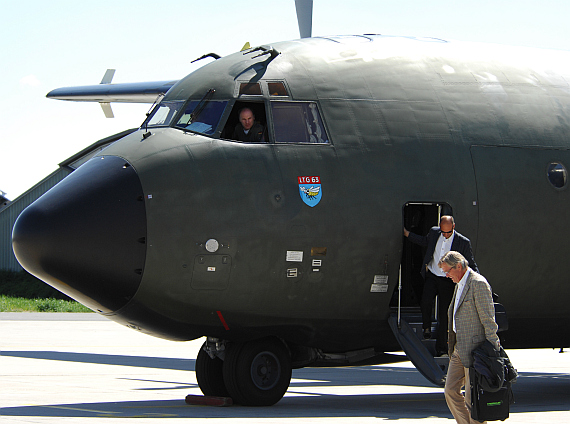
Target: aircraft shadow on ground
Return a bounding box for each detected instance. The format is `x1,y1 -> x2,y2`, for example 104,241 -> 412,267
1,350 -> 195,371
1,350 -> 569,419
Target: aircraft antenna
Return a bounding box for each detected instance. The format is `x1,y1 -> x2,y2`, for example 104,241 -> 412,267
99,69 -> 116,118
244,45 -> 281,60
191,53 -> 221,63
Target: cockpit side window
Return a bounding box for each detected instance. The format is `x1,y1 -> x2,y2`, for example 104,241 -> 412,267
142,101 -> 184,128
221,101 -> 268,143
174,100 -> 228,135
271,102 -> 329,144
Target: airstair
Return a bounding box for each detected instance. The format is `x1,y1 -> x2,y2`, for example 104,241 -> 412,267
388,310 -> 448,387
389,295 -> 508,388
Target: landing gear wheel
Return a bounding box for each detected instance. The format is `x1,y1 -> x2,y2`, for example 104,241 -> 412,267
195,343 -> 229,397
223,338 -> 292,406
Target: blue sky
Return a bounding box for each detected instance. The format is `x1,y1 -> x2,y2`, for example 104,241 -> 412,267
2,0 -> 570,199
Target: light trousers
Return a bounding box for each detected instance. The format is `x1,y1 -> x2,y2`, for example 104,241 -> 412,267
444,350 -> 486,424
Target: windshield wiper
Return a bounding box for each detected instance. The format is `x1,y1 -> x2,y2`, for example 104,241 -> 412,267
141,93 -> 165,140
189,88 -> 215,125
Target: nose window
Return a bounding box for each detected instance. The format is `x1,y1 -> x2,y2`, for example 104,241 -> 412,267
142,101 -> 184,128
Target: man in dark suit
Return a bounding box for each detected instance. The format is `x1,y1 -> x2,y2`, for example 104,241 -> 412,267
439,251 -> 499,424
404,216 -> 478,356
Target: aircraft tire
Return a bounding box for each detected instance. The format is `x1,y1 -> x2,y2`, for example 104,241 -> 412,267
195,345 -> 230,397
223,337 -> 292,406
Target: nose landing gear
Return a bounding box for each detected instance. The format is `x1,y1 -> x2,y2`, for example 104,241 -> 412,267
196,337 -> 292,406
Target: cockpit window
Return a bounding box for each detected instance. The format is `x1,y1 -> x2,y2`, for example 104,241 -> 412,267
174,100 -> 228,135
268,82 -> 288,96
221,101 -> 268,142
143,101 -> 184,127
271,102 -> 329,144
239,83 -> 262,96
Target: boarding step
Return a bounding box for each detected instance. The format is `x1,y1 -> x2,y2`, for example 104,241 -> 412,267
395,312 -> 440,358
388,313 -> 448,387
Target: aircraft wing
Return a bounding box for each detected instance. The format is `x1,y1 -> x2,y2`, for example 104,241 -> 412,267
46,0 -> 314,112
46,69 -> 179,118
46,80 -> 178,103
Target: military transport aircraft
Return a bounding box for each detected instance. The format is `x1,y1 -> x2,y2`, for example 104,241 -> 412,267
12,0 -> 570,406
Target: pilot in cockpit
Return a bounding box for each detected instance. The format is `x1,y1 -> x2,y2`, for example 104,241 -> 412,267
231,107 -> 265,142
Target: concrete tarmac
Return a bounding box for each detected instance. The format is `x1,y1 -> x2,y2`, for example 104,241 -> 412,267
1,312 -> 568,423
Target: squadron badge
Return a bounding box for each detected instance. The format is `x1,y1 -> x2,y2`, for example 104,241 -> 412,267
298,176 -> 322,207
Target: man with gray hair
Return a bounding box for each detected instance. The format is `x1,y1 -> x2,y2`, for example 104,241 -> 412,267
438,251 -> 499,424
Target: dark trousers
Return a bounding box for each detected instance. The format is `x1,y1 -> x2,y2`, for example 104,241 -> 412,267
421,270 -> 455,353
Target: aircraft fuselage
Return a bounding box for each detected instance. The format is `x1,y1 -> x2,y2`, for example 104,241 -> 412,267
14,35 -> 570,357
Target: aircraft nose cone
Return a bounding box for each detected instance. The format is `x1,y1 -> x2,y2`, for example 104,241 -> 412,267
12,156 -> 147,313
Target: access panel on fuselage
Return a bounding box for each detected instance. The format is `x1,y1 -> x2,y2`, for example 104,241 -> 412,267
470,145 -> 570,344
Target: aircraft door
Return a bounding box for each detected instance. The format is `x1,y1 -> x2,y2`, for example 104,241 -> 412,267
270,146 -> 341,285
268,100 -> 339,295
388,202 -> 454,385
471,145 -> 570,335
396,202 -> 452,309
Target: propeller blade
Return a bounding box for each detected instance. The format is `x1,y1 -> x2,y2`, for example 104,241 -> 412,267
295,0 -> 313,38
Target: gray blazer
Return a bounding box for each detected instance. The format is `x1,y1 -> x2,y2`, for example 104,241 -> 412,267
447,269 -> 499,367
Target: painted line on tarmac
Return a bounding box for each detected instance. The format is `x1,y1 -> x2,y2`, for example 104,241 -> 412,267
42,405 -> 121,414
42,405 -> 179,418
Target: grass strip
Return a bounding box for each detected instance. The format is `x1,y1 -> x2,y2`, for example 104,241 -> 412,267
0,295 -> 92,313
